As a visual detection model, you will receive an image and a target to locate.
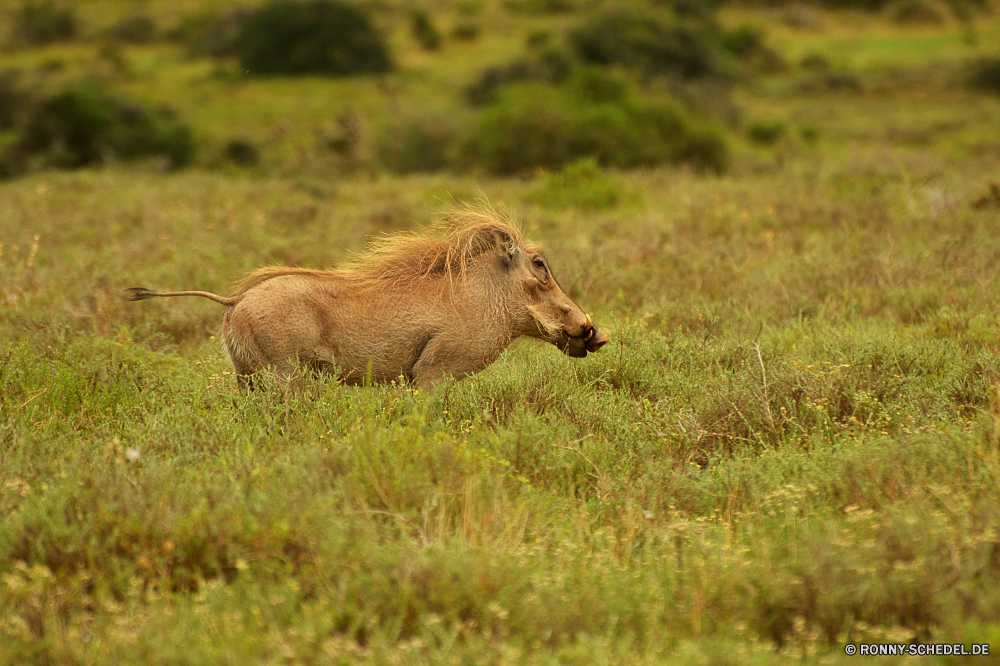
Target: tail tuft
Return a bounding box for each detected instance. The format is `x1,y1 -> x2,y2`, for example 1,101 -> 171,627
122,287 -> 157,301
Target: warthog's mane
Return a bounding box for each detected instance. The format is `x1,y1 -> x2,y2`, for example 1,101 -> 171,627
234,205 -> 539,294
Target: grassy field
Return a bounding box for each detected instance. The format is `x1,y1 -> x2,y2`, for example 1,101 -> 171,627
3,1 -> 1000,663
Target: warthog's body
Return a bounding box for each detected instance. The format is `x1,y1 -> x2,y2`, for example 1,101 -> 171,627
125,208 -> 608,388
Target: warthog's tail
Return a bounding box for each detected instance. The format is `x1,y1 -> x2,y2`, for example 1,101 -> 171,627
122,287 -> 240,307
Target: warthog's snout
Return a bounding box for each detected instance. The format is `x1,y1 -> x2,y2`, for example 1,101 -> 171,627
561,314 -> 609,358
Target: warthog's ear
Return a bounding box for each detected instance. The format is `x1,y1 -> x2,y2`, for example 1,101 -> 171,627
491,229 -> 518,264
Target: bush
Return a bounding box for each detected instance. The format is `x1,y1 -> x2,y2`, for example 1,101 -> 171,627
775,0 -> 987,10
569,6 -> 724,80
10,1 -> 77,46
464,47 -> 573,106
505,0 -> 577,14
451,21 -> 480,41
0,70 -> 31,130
886,0 -> 950,24
175,8 -> 252,57
460,69 -> 729,175
969,57 -> 1000,94
812,0 -> 892,7
747,119 -> 788,145
107,14 -> 157,43
97,42 -> 131,75
722,24 -> 787,73
375,106 -> 464,174
224,139 -> 260,167
800,71 -> 863,93
411,11 -> 441,51
525,157 -> 638,210
0,85 -> 193,178
722,24 -> 765,59
233,0 -> 391,76
800,53 -> 830,71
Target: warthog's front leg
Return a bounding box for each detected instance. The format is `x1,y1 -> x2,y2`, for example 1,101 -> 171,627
411,334 -> 498,389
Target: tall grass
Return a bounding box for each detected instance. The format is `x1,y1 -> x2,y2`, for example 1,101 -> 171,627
2,139 -> 1000,662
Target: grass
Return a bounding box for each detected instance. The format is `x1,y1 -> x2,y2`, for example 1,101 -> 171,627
2,1 -> 1000,663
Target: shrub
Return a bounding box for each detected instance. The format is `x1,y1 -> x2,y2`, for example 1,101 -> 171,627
801,71 -> 863,93
107,14 -> 157,43
526,30 -> 551,49
886,0 -> 950,24
569,6 -> 724,80
784,3 -> 824,29
176,8 -> 252,57
460,70 -> 729,175
97,43 -> 130,75
800,53 -> 830,71
747,120 -> 788,145
814,0 -> 892,7
505,0 -> 577,14
10,1 -> 77,46
969,56 -> 1000,94
233,0 -> 391,76
525,157 -> 637,210
464,47 -> 573,106
224,139 -> 259,167
777,0 -> 987,10
375,105 -> 464,174
451,21 -> 480,41
411,11 -> 441,51
722,24 -> 787,73
0,70 -> 30,130
0,85 -> 193,178
947,0 -> 992,20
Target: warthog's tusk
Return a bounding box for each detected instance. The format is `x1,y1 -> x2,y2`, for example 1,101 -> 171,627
585,329 -> 594,341
585,313 -> 593,330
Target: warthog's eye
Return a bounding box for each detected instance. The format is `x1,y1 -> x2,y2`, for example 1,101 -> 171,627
531,257 -> 549,282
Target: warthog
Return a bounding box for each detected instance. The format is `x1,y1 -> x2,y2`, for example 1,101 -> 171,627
124,207 -> 608,388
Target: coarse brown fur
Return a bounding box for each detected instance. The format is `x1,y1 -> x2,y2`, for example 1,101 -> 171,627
124,204 -> 608,389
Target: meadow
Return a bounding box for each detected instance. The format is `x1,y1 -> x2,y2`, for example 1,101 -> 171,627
2,1 -> 1000,663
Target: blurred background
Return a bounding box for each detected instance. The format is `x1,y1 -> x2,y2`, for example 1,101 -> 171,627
0,0 -> 997,183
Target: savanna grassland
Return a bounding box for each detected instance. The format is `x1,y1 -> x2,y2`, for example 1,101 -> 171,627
3,0 -> 1000,663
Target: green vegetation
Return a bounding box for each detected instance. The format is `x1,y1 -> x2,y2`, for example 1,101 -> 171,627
9,0 -> 77,46
411,10 -> 442,51
525,157 -> 639,210
459,72 -> 730,174
2,0 -> 1000,663
969,54 -> 1000,92
233,0 -> 392,76
569,5 -> 729,80
374,103 -> 461,174
747,118 -> 788,144
1,84 -> 193,177
106,13 -> 158,44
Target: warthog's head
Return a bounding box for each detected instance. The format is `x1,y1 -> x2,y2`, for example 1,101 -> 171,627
491,229 -> 609,358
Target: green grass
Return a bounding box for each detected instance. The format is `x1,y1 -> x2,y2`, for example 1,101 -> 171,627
3,1 -> 1000,663
771,26 -> 999,69
4,151 -> 1000,662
